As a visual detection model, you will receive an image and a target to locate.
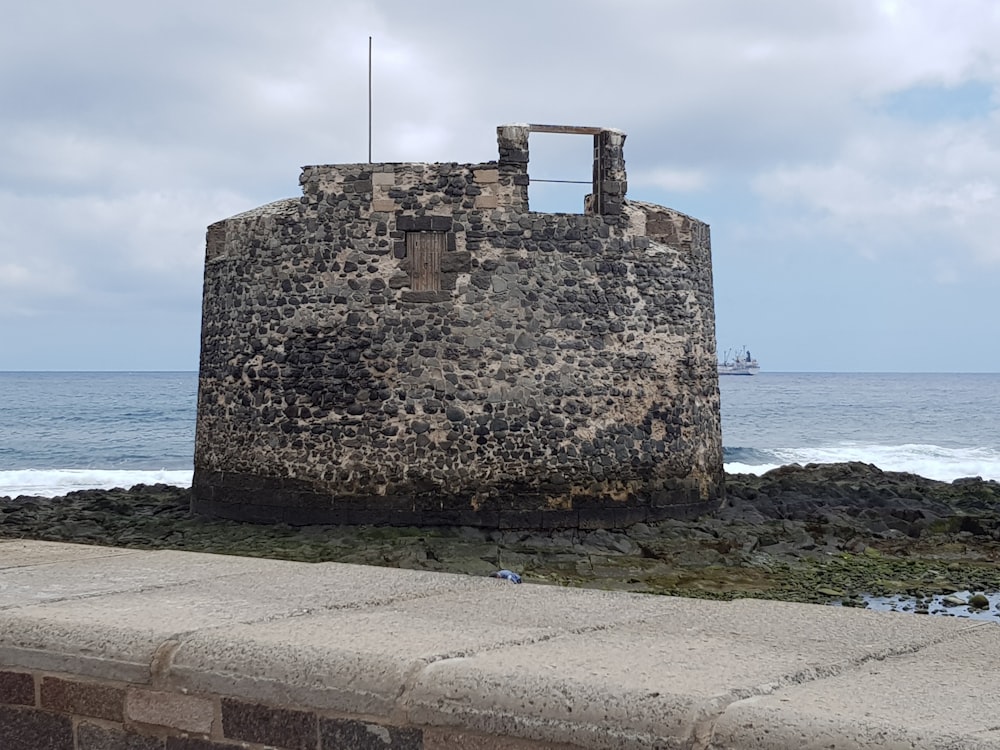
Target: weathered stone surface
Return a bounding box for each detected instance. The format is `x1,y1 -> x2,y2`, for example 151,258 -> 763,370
0,670 -> 34,706
220,697 -> 317,749
319,718 -> 422,750
125,688 -> 214,734
193,124 -> 723,527
40,676 -> 123,721
0,705 -> 73,750
0,535 -> 998,750
77,721 -> 164,750
164,739 -> 233,750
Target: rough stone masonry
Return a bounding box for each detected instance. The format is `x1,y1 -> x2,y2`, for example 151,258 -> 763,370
192,124 -> 723,527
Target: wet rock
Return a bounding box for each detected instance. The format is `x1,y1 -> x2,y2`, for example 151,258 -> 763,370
3,465 -> 1000,614
968,593 -> 990,609
816,587 -> 846,598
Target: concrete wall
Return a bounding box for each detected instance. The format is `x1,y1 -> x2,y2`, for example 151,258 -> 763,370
192,125 -> 723,526
5,540 -> 996,750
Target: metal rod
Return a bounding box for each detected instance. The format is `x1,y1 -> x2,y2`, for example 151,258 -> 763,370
368,35 -> 372,164
530,179 -> 592,184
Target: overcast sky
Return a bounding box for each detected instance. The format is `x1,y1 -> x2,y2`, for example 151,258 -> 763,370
2,1 -> 998,372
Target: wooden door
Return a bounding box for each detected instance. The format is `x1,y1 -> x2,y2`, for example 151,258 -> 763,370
407,232 -> 444,291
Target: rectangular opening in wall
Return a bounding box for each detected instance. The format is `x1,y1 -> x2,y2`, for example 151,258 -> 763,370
527,129 -> 597,214
407,232 -> 445,291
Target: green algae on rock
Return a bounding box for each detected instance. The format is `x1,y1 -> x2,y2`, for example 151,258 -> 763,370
3,463 -> 1000,612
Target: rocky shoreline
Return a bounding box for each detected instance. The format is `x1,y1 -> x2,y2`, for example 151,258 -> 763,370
3,462 -> 1000,617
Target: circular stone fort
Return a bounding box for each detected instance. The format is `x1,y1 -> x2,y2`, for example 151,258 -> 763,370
192,124 -> 724,528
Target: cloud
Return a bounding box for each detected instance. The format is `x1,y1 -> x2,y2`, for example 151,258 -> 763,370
631,168 -> 710,193
1,0 -> 1000,369
0,186 -> 249,319
753,117 -> 1000,269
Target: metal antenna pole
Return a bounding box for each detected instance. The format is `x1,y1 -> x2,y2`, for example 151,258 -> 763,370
368,36 -> 372,164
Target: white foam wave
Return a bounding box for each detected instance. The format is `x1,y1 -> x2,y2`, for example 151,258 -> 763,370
0,469 -> 193,498
4,445 -> 998,498
724,462 -> 785,476
726,443 -> 1000,483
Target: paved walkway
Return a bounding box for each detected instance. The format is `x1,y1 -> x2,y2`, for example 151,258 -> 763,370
1,539 -> 999,749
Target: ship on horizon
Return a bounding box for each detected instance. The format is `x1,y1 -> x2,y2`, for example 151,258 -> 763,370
718,347 -> 760,376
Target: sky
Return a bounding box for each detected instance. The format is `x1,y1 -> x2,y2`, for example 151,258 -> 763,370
1,1 -> 998,373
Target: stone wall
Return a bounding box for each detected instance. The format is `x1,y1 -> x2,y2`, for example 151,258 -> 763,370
192,125 -> 723,527
0,668 -> 482,749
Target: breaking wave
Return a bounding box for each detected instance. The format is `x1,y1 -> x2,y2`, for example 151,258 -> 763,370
0,469 -> 193,499
724,444 -> 1000,483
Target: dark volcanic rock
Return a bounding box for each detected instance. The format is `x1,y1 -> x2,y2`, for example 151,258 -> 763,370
3,464 -> 1000,607
723,462 -> 1000,539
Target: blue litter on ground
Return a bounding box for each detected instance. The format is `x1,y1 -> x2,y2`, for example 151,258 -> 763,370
491,569 -> 522,584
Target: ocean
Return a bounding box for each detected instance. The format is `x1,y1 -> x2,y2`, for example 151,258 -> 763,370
720,372 -> 1000,481
1,371 -> 998,498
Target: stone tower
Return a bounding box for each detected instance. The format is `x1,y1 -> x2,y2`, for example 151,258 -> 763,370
192,124 -> 723,527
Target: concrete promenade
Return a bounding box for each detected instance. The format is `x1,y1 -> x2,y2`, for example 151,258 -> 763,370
1,539 -> 999,749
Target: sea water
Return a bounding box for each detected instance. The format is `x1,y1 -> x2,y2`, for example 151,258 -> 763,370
1,371 -> 998,498
720,372 -> 1000,481
0,372 -> 196,497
